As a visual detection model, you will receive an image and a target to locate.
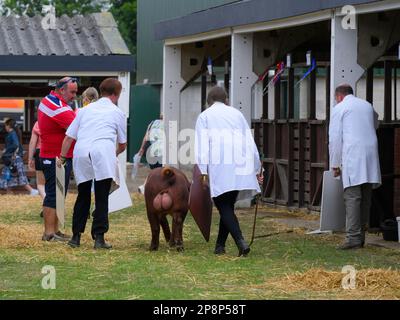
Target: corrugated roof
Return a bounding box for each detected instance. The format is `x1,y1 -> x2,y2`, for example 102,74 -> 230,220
0,12 -> 130,56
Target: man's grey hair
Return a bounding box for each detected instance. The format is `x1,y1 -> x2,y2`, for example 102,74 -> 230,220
55,77 -> 77,91
335,84 -> 354,96
207,86 -> 228,106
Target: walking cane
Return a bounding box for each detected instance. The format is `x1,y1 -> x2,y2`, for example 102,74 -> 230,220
249,167 -> 265,247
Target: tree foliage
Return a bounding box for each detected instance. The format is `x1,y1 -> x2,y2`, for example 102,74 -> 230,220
109,0 -> 137,55
1,0 -> 137,55
1,0 -> 108,16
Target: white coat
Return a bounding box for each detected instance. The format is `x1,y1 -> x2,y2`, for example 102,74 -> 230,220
195,102 -> 261,198
329,94 -> 381,189
66,97 -> 127,185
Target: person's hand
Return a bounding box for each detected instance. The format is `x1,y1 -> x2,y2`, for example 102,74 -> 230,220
56,156 -> 66,168
333,167 -> 341,177
28,159 -> 35,171
257,173 -> 264,185
201,174 -> 209,188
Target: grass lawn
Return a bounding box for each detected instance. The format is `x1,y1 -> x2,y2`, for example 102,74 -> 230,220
0,193 -> 399,300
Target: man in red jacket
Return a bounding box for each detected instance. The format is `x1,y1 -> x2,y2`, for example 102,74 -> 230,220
38,77 -> 77,241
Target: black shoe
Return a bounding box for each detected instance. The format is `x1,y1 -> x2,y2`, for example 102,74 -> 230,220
68,233 -> 81,248
337,242 -> 363,250
94,234 -> 112,249
214,244 -> 226,255
236,239 -> 250,257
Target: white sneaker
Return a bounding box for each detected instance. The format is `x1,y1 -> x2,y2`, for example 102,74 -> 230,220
30,189 -> 39,196
138,184 -> 145,194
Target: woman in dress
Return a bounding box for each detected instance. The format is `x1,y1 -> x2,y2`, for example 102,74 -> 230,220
0,118 -> 38,195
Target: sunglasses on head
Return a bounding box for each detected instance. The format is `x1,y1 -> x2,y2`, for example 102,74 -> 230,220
56,77 -> 78,89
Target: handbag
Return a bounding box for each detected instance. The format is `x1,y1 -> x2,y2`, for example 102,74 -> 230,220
9,157 -> 18,176
1,153 -> 12,167
1,148 -> 19,175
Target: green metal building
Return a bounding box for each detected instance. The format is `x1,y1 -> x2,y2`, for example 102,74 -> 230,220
129,0 -> 234,160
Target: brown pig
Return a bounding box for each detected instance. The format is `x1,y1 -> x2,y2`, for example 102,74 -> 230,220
144,166 -> 190,251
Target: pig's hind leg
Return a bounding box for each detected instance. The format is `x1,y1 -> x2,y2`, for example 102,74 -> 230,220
147,210 -> 160,251
160,215 -> 171,243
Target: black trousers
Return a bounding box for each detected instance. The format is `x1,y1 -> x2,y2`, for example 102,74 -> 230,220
212,190 -> 244,246
72,178 -> 112,237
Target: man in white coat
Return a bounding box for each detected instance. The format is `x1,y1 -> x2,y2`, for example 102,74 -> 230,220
329,84 -> 381,250
58,78 -> 127,249
195,86 -> 263,256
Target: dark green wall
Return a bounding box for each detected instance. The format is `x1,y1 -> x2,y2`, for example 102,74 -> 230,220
128,84 -> 161,161
137,0 -> 234,85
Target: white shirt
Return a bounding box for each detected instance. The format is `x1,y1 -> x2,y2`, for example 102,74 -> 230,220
329,94 -> 381,189
195,102 -> 261,198
66,97 -> 127,185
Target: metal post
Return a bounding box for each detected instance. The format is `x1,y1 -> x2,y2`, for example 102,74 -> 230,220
325,66 -> 331,171
211,74 -> 217,86
384,60 -> 392,123
262,76 -> 269,119
394,67 -> 397,121
224,61 -> 230,95
274,78 -> 281,120
201,73 -> 207,112
366,67 -> 374,104
325,66 -> 331,122
309,64 -> 316,120
288,67 -> 294,119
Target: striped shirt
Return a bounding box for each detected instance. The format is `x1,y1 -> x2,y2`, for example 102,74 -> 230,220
38,91 -> 76,158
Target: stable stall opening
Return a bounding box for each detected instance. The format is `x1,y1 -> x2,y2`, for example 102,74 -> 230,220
251,20 -> 331,211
